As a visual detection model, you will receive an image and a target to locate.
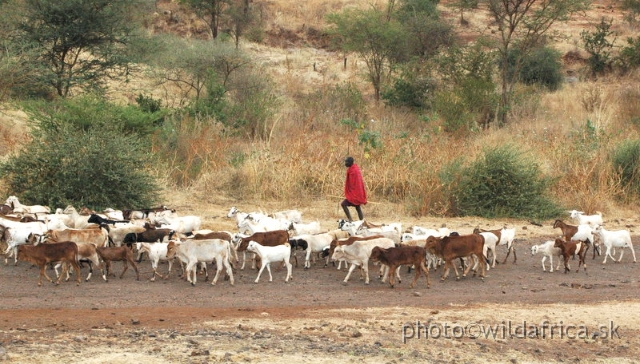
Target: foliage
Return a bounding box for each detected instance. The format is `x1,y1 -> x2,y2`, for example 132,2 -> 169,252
382,66 -> 436,109
581,17 -> 616,77
340,119 -> 383,156
449,145 -> 562,219
21,96 -> 165,137
0,121 -> 159,210
487,0 -> 591,125
617,35 -> 640,72
10,0 -> 150,97
179,0 -> 229,39
327,8 -> 407,101
395,1 -> 455,61
447,0 -> 478,23
612,139 -> 640,200
225,67 -> 280,140
511,46 -> 564,91
435,44 -> 498,130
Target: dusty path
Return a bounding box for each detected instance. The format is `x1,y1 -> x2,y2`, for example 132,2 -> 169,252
1,201 -> 639,362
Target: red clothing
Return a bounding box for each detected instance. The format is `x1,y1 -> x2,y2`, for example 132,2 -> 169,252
344,164 -> 367,205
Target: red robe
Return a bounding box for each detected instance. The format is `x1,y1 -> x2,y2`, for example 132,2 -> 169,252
345,164 -> 367,205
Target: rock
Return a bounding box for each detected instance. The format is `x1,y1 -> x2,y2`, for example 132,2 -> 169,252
351,329 -> 362,338
413,292 -> 421,297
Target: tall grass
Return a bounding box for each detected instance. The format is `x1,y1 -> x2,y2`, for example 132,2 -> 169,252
147,69 -> 640,218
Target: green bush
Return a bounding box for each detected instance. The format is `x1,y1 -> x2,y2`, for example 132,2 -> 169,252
382,73 -> 436,109
22,96 -> 165,137
617,36 -> 640,72
0,124 -> 159,210
519,47 -> 564,91
612,139 -> 640,200
0,99 -> 160,209
449,145 -> 562,219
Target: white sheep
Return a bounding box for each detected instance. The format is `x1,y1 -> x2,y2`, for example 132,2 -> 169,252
593,225 -> 636,264
530,240 -> 562,272
246,241 -> 293,283
568,210 -> 603,227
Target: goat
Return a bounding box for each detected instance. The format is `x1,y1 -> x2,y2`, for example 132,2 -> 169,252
531,240 -> 562,272
96,246 -> 140,281
554,238 -> 588,274
553,219 -> 596,258
593,225 -> 636,264
568,210 -> 604,227
246,241 -> 292,283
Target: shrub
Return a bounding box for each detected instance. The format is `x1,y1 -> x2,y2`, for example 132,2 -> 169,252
581,17 -> 616,77
449,145 -> 562,219
612,139 -> 640,200
382,72 -> 436,109
617,36 -> 640,73
0,123 -> 159,210
518,47 -> 564,91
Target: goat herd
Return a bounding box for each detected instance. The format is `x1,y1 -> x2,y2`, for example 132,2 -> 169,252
0,195 -> 637,289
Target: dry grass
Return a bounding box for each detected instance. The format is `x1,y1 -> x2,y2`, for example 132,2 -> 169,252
2,0 -> 640,217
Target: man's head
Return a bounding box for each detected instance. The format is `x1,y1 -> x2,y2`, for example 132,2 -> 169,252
345,156 -> 354,167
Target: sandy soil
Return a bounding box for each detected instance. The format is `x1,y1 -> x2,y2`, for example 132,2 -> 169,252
1,199 -> 640,363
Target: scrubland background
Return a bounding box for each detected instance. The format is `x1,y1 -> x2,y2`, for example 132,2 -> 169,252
1,0 -> 639,220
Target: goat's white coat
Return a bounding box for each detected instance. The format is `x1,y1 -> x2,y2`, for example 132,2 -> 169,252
246,241 -> 292,283
531,240 -> 562,272
594,225 -> 636,264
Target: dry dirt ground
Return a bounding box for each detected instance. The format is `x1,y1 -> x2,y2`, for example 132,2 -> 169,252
1,199 -> 640,363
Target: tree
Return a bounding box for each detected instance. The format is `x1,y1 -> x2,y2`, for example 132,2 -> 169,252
227,0 -> 259,48
11,0 -> 150,98
487,0 -> 590,126
179,0 -> 229,40
581,17 -> 616,78
327,9 -> 407,101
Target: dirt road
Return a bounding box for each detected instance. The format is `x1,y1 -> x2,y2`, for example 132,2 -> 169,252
1,203 -> 639,363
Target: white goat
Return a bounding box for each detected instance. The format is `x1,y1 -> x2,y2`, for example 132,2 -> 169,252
569,210 -> 603,227
478,231 -> 500,270
530,240 -> 562,272
135,242 -> 175,281
290,221 -> 323,235
593,225 -> 636,264
270,209 -> 302,223
237,216 -> 290,235
246,241 -> 293,283
5,196 -> 50,214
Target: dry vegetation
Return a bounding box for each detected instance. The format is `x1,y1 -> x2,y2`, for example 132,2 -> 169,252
1,0 -> 640,218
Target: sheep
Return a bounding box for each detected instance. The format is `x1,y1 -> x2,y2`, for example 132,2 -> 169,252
568,210 -> 603,227
593,225 -> 636,264
246,241 -> 293,283
531,240 -> 562,272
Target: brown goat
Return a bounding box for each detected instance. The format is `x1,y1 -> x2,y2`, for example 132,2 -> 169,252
554,238 -> 588,274
97,246 -> 140,281
370,246 -> 431,289
235,230 -> 290,270
553,219 -> 597,259
425,234 -> 486,281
